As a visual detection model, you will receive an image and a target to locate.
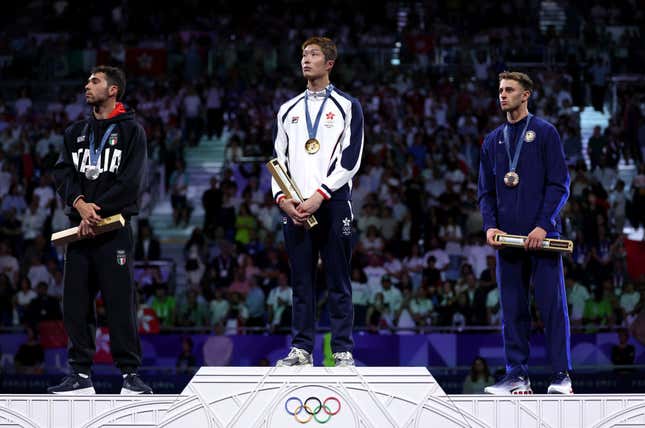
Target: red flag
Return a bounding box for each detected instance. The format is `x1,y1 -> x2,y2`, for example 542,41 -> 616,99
125,48 -> 167,76
138,306 -> 160,334
38,320 -> 68,349
93,327 -> 113,364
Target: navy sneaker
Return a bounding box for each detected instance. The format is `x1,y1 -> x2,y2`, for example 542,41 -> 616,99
121,373 -> 153,395
47,373 -> 96,394
547,371 -> 573,394
484,373 -> 532,395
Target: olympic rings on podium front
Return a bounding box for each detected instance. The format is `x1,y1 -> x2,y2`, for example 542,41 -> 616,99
284,396 -> 342,424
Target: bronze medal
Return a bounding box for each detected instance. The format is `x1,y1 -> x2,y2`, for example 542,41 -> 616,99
504,171 -> 519,187
305,138 -> 320,154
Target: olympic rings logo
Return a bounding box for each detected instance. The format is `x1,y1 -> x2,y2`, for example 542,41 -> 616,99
284,396 -> 341,424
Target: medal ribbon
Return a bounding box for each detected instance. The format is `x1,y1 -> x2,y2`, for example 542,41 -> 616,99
304,85 -> 333,141
89,124 -> 116,167
503,113 -> 532,174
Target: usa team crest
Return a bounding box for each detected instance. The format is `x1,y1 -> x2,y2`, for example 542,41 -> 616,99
108,133 -> 118,146
116,250 -> 127,266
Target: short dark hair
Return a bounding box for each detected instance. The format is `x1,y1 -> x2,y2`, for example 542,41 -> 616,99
498,71 -> 534,92
302,36 -> 337,62
91,65 -> 126,101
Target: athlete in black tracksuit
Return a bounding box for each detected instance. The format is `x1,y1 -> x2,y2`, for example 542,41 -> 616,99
50,66 -> 151,394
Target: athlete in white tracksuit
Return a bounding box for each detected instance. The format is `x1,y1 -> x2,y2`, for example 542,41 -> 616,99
272,37 -> 364,366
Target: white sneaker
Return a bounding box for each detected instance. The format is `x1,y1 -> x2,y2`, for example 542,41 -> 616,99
547,372 -> 573,394
484,374 -> 533,395
332,351 -> 355,367
276,347 -> 313,367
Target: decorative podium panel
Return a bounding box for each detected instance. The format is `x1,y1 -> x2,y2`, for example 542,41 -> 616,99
162,366 -> 446,427
1,367 -> 645,427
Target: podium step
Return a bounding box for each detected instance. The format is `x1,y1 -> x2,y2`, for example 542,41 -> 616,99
1,367 -> 645,427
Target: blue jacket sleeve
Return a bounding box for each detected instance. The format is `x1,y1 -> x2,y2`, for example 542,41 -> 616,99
535,125 -> 570,232
477,135 -> 498,232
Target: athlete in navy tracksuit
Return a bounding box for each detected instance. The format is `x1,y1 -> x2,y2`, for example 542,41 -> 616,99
478,72 -> 573,394
272,37 -> 364,367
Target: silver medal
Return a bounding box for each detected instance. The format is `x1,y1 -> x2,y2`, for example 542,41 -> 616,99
85,165 -> 100,180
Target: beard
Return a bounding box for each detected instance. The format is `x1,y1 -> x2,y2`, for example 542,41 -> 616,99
87,88 -> 110,107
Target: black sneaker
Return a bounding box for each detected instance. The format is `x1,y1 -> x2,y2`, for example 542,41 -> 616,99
47,373 -> 96,394
121,373 -> 153,395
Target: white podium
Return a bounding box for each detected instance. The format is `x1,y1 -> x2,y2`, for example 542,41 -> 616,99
1,367 -> 645,427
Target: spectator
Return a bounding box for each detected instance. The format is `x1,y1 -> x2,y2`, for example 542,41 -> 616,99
583,286 -> 614,331
462,356 -> 495,394
244,278 -> 266,331
402,243 -> 425,291
201,176 -> 222,237
21,197 -> 47,244
409,287 -> 433,328
134,222 -> 161,261
14,326 -> 44,374
168,159 -> 190,227
365,292 -> 391,333
266,272 -> 292,333
209,288 -> 230,327
373,275 -> 402,315
14,277 -> 37,324
1,184 -> 28,216
620,282 -> 640,326
234,204 -> 257,245
566,277 -> 591,325
0,273 -> 14,326
0,241 -> 19,286
149,285 -> 176,328
225,291 -> 248,334
228,269 -> 251,297
175,290 -> 209,327
25,282 -> 62,326
611,328 -> 635,373
350,268 -> 370,329
176,336 -> 197,374
32,175 -> 55,210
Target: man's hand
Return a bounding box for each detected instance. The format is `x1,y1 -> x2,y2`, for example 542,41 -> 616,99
297,192 -> 324,216
525,226 -> 547,250
486,228 -> 506,247
77,218 -> 96,238
279,198 -> 308,226
74,199 -> 102,225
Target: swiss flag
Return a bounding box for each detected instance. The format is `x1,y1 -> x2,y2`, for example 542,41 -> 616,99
39,320 -> 68,349
93,327 -> 113,364
125,48 -> 167,76
138,306 -> 160,334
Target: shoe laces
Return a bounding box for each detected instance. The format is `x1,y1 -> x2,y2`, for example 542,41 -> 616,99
288,347 -> 308,359
551,371 -> 569,383
501,373 -> 526,383
333,351 -> 352,359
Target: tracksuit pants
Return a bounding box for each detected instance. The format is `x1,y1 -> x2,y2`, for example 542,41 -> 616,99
497,248 -> 572,376
63,223 -> 141,375
283,200 -> 354,354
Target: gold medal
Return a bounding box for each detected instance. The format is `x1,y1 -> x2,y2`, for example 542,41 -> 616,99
305,138 -> 320,154
504,171 -> 519,187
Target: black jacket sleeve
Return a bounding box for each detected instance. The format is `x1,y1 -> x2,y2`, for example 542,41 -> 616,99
93,124 -> 148,214
52,126 -> 84,209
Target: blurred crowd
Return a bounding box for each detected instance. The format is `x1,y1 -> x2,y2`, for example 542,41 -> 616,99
0,0 -> 644,343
